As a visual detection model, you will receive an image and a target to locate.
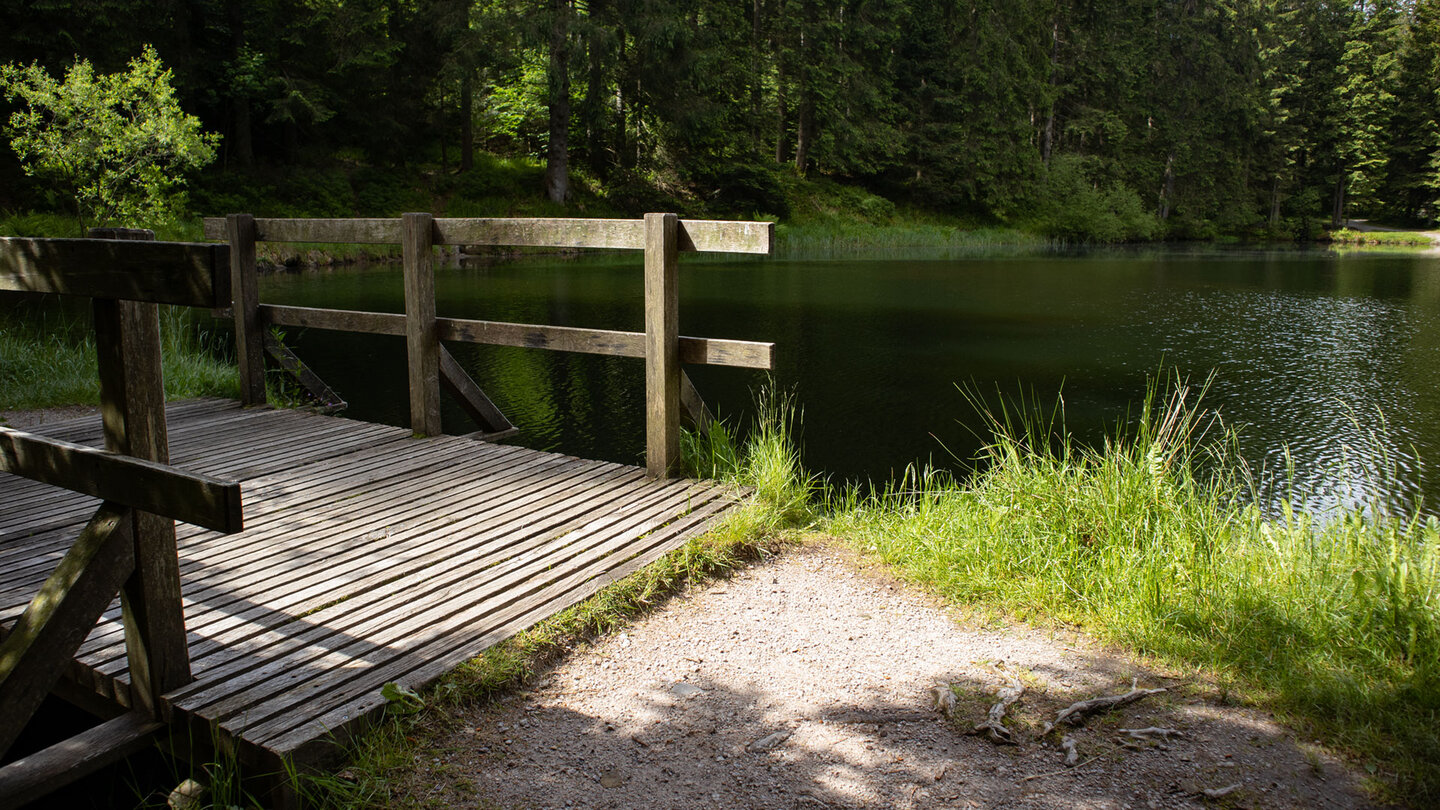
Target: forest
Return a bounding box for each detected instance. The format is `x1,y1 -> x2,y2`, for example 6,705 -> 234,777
1,0 -> 1438,241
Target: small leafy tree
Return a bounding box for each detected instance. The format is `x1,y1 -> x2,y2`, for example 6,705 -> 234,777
0,46 -> 218,229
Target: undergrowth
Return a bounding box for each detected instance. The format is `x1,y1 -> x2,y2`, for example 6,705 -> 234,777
827,373 -> 1440,804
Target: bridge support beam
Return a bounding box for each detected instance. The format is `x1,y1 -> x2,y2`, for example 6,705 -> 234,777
645,213 -> 680,478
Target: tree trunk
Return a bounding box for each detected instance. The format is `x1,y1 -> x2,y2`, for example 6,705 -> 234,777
1157,152 -> 1175,220
751,0 -> 764,149
774,20 -> 788,165
1332,176 -> 1347,227
585,17 -> 606,172
226,0 -> 253,168
439,88 -> 448,173
545,0 -> 571,204
793,1 -> 814,175
616,31 -> 630,170
460,73 -> 473,172
1042,20 -> 1059,166
1269,175 -> 1281,227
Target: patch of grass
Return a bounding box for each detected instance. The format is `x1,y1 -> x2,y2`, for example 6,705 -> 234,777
286,389 -> 816,807
826,373 -> 1440,804
0,300 -> 238,409
776,220 -> 1048,258
1326,228 -> 1437,246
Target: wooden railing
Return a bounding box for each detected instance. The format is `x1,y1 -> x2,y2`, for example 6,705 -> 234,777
202,214 -> 776,477
0,230 -> 245,804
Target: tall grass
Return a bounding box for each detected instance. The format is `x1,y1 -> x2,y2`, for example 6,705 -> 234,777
0,303 -> 238,410
828,375 -> 1440,803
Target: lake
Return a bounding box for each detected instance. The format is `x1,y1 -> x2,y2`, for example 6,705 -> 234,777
262,245 -> 1440,519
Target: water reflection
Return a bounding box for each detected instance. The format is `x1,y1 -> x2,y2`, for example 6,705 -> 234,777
261,246 -> 1440,519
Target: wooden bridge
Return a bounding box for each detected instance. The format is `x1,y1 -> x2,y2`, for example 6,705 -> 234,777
0,214 -> 774,807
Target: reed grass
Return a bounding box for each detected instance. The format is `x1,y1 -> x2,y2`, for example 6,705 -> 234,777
827,374 -> 1440,803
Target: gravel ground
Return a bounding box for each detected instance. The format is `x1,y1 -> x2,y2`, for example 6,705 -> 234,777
0,404 -> 100,430
403,542 -> 1375,809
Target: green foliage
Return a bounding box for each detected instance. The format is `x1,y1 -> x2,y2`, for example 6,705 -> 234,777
1026,155 -> 1158,242
0,46 -> 218,229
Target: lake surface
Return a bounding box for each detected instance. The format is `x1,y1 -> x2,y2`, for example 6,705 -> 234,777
261,245 -> 1440,518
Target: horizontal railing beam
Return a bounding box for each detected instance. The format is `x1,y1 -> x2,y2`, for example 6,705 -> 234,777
0,710 -> 164,807
259,304 -> 775,370
0,237 -> 231,307
0,428 -> 243,533
203,216 -> 774,255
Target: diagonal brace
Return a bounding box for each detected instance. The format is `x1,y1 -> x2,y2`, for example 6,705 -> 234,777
0,504 -> 136,759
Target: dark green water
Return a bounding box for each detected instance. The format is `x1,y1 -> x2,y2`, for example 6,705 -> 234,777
262,246 -> 1440,518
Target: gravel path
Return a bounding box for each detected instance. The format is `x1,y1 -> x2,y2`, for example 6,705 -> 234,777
402,542 -> 1375,809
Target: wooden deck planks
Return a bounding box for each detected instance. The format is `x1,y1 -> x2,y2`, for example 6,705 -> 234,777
0,400 -> 743,770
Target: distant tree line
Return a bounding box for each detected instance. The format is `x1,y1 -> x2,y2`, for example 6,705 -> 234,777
2,0 -> 1437,235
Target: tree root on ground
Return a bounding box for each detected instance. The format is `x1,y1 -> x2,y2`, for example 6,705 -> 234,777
1041,679 -> 1165,735
964,670 -> 1026,745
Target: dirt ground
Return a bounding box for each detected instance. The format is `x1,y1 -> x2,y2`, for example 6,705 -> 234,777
0,404 -> 100,430
400,542 -> 1377,809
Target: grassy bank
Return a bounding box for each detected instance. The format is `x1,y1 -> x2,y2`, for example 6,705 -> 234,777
827,377 -> 1439,804
0,302 -> 238,410
1325,227 -> 1439,247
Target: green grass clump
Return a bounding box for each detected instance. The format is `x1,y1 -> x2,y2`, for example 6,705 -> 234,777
827,375 -> 1440,803
1327,227 -> 1438,246
0,303 -> 238,410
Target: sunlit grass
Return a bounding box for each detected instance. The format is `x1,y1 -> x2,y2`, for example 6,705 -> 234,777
1328,227 -> 1437,246
0,303 -> 238,410
827,374 -> 1440,803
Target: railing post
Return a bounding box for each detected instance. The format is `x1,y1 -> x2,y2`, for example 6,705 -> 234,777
227,213 -> 265,406
403,212 -> 442,437
87,227 -> 192,711
644,212 -> 680,477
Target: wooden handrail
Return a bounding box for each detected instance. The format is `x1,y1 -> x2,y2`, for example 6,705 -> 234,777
257,304 -> 775,370
0,237 -> 230,307
217,212 -> 775,476
202,215 -> 774,254
0,427 -> 243,534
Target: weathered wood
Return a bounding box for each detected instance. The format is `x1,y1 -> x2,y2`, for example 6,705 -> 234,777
264,332 -> 347,412
680,370 -> 714,435
677,219 -> 775,254
203,217 -> 403,244
261,304 -> 406,336
228,214 -> 266,406
438,345 -> 514,436
645,213 -> 680,477
0,405 -> 747,788
0,504 -> 135,759
203,216 -> 775,255
403,213 -> 441,437
0,237 -> 229,307
0,710 -> 163,809
0,429 -> 242,533
88,248 -> 195,710
259,304 -> 775,369
436,217 -> 645,249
